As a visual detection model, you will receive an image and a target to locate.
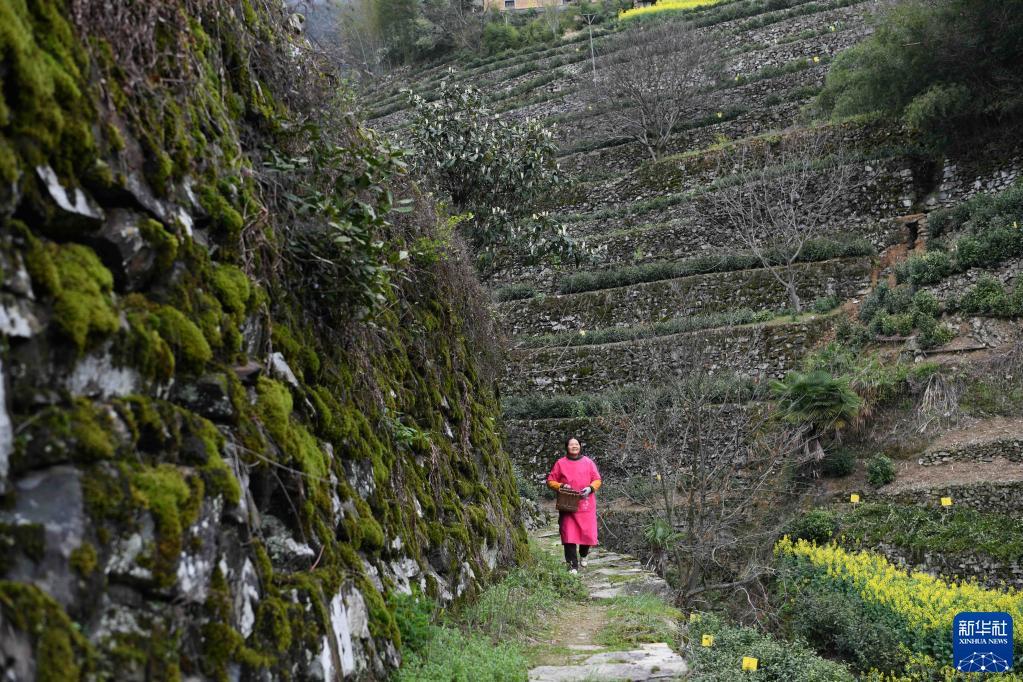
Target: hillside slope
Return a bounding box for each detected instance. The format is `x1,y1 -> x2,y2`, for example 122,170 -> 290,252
373,0 -> 1023,676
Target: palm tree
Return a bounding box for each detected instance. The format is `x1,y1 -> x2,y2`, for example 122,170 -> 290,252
771,370 -> 862,464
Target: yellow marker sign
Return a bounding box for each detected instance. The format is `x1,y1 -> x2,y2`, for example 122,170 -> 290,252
742,656 -> 759,671
702,634 -> 714,647
941,497 -> 953,507
850,493 -> 860,504
813,56 -> 820,63
716,112 -> 724,118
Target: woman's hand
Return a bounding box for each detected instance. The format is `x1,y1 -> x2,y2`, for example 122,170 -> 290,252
580,486 -> 592,497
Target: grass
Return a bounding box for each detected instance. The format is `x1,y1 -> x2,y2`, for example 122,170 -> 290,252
836,502 -> 1023,564
595,594 -> 682,648
392,542 -> 586,681
686,611 -> 855,680
556,238 -> 873,295
513,309 -> 777,349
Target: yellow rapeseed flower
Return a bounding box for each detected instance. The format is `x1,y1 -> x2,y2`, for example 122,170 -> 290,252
775,537 -> 1023,637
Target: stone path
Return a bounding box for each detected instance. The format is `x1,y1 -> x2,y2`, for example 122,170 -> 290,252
527,527 -> 688,681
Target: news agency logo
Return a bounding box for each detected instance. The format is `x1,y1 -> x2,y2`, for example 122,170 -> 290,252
953,612 -> 1014,673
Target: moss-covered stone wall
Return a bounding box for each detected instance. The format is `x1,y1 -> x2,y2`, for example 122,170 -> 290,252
0,1 -> 525,679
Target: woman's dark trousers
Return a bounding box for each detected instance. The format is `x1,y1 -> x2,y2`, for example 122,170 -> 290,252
563,543 -> 590,569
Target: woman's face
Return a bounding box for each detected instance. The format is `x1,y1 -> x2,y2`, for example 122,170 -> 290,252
567,439 -> 581,456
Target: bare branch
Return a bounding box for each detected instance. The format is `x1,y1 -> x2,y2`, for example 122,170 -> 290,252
701,129 -> 857,312
580,22 -> 724,161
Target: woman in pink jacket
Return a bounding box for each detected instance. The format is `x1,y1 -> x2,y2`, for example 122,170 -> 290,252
546,437 -> 602,573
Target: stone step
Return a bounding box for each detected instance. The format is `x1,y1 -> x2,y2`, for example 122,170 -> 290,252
497,257 -> 870,336
501,316 -> 831,397
529,643 -> 688,681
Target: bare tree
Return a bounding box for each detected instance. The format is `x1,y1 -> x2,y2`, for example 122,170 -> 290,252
607,369 -> 805,616
541,0 -> 563,39
581,22 -> 723,161
702,130 -> 855,313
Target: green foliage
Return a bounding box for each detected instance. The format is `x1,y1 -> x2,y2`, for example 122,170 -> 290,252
865,455 -> 896,487
644,518 -> 684,551
461,546 -> 585,638
781,589 -> 907,674
481,23 -> 520,56
915,314 -> 955,350
893,251 -> 953,286
558,238 -> 874,294
393,624 -> 527,682
265,115 -> 410,321
408,81 -> 576,267
771,370 -> 862,433
492,283 -> 536,302
815,0 -> 1023,147
955,276 -> 1023,317
928,182 -> 1023,240
786,510 -> 838,544
517,309 -> 775,349
811,295 -> 840,313
390,589 -> 435,654
822,448 -> 855,478
858,282 -> 956,349
394,543 -> 583,681
688,611 -> 855,681
836,503 -> 1023,564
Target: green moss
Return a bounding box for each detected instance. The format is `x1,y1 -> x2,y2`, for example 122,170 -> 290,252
192,290 -> 225,349
0,0 -> 96,182
70,399 -> 117,460
0,522 -> 45,574
52,243 -> 119,352
198,184 -> 244,237
0,581 -> 93,680
13,399 -> 116,472
202,567 -> 270,679
129,463 -> 202,587
255,377 -> 293,443
122,308 -> 176,381
138,219 -> 179,274
154,305 -> 212,372
104,122 -> 125,152
211,264 -> 251,315
70,542 -> 98,576
254,598 -> 293,653
193,417 -> 242,506
14,221 -> 60,296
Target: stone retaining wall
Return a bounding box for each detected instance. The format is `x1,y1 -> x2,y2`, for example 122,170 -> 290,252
919,439 -> 1023,466
501,316 -> 831,396
876,481 -> 1023,515
870,542 -> 1023,590
920,258 -> 1023,306
497,258 -> 871,335
506,402 -> 758,481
